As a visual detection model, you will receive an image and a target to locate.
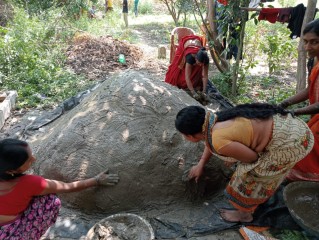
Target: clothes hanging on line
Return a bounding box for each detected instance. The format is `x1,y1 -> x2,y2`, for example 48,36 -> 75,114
217,0 -> 227,6
219,0 -> 273,7
258,8 -> 280,23
257,7 -> 292,24
287,3 -> 306,39
257,4 -> 316,39
277,8 -> 292,23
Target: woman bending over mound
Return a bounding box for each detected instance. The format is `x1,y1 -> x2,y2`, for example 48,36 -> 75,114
175,103 -> 313,223
165,35 -> 209,100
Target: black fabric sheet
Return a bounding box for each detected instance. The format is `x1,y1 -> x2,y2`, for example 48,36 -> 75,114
150,185 -> 302,239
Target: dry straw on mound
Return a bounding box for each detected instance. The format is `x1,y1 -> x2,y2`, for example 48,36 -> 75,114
66,33 -> 143,80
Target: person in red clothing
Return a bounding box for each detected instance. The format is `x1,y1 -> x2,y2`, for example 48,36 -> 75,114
165,35 -> 209,100
0,138 -> 119,239
281,19 -> 319,182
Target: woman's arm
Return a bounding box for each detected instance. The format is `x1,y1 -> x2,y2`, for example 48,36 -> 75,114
280,86 -> 309,108
185,63 -> 195,93
40,178 -> 98,195
202,64 -> 209,93
217,142 -> 258,163
280,84 -> 319,115
294,102 -> 319,115
189,145 -> 212,182
39,170 -> 119,195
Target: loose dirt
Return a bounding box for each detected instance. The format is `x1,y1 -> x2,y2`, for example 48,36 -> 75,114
67,34 -> 144,80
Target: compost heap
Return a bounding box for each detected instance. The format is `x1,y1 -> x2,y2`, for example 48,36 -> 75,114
66,34 -> 167,80
66,34 -> 143,80
31,70 -> 228,214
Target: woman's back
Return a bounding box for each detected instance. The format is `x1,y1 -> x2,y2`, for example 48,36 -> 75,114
213,117 -> 273,154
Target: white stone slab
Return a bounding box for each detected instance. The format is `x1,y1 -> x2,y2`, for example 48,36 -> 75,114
0,90 -> 17,129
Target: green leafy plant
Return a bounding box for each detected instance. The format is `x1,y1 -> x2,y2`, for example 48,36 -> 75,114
0,0 -> 304,113
158,0 -> 194,26
259,24 -> 297,75
138,0 -> 153,15
0,8 -> 91,108
211,72 -> 233,99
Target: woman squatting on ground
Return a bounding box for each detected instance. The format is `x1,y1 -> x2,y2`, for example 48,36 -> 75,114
0,139 -> 119,239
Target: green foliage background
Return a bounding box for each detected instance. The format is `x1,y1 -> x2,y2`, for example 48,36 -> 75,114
211,15 -> 300,105
0,0 -> 306,109
0,7 -> 90,109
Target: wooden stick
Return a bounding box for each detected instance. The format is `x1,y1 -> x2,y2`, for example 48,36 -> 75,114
240,7 -> 261,12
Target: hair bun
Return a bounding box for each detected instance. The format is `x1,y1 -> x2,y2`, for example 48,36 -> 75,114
201,47 -> 206,51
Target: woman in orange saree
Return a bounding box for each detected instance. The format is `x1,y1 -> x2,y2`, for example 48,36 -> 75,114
280,19 -> 319,181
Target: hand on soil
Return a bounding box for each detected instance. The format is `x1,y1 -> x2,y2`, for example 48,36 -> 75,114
188,164 -> 204,183
192,92 -> 201,101
95,169 -> 120,186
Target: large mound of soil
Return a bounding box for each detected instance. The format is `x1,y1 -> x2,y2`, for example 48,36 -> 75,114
31,70 -> 228,214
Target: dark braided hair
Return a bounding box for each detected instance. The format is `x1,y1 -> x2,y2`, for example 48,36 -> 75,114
175,103 -> 289,135
0,139 -> 29,180
196,47 -> 209,65
216,102 -> 288,121
175,105 -> 206,135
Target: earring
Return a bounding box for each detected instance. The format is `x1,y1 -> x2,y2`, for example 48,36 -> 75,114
11,173 -> 14,177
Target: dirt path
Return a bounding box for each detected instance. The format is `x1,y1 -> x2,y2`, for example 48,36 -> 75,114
129,15 -> 172,80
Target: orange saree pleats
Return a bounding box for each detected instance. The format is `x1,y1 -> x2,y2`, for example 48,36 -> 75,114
289,62 -> 319,181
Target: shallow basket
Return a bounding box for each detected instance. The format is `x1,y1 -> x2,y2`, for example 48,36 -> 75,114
283,181 -> 319,238
85,213 -> 155,240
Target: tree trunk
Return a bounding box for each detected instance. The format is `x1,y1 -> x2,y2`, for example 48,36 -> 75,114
192,0 -> 225,71
231,0 -> 249,95
161,0 -> 179,26
206,0 -> 229,72
296,0 -> 317,92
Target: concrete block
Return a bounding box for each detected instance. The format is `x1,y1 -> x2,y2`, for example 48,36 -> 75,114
0,111 -> 4,130
0,92 -> 7,102
6,91 -> 17,109
158,45 -> 166,59
0,100 -> 10,120
0,90 -> 17,130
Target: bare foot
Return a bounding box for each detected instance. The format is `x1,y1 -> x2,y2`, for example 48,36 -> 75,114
220,209 -> 253,223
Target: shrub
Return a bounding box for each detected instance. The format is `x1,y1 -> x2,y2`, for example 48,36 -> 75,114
138,0 -> 153,14
0,8 -> 90,108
